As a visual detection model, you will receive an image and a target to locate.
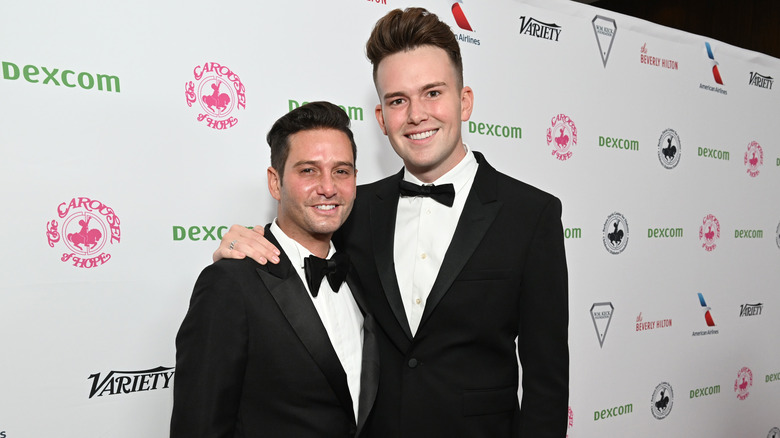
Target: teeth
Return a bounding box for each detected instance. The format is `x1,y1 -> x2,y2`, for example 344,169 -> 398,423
316,205 -> 336,210
408,129 -> 436,140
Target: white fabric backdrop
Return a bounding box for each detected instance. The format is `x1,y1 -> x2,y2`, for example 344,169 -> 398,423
1,0 -> 778,436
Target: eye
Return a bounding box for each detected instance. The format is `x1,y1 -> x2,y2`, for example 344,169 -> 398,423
389,98 -> 405,106
428,90 -> 441,98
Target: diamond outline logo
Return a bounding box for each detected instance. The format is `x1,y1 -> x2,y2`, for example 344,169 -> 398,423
590,302 -> 614,348
592,15 -> 617,68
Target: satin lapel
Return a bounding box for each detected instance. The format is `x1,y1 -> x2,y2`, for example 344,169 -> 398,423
369,170 -> 414,339
347,274 -> 379,436
419,153 -> 502,330
258,228 -> 355,421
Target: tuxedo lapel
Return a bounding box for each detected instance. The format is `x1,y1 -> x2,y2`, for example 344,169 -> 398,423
419,152 -> 502,330
257,228 -> 355,423
368,169 -> 414,340
347,274 -> 379,436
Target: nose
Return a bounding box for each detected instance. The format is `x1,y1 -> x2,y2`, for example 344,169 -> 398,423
317,174 -> 337,197
407,98 -> 427,125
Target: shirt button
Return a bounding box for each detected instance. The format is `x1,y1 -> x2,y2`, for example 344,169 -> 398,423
415,298 -> 422,305
420,253 -> 427,260
408,358 -> 418,368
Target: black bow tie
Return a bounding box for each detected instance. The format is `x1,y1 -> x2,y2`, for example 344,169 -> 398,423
304,252 -> 349,297
399,180 -> 455,207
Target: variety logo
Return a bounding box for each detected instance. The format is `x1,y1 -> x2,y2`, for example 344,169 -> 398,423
749,71 -> 774,90
590,302 -> 614,348
744,140 -> 764,177
640,43 -> 679,70
518,16 -> 562,42
602,212 -> 628,254
651,382 -> 674,420
45,197 -> 121,269
739,302 -> 763,317
699,214 -> 720,252
734,366 -> 753,400
700,42 -> 727,95
450,2 -> 480,45
88,366 -> 175,399
693,293 -> 719,336
635,312 -> 672,332
185,62 -> 246,130
546,114 -> 577,161
657,129 -> 681,169
592,16 -> 617,67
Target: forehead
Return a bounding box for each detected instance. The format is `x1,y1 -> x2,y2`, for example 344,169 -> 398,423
286,128 -> 354,164
375,45 -> 457,90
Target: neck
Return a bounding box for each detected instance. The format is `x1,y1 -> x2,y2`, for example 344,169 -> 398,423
276,222 -> 332,258
406,142 -> 467,183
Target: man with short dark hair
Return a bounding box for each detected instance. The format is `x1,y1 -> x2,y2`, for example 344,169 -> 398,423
215,8 -> 569,438
171,101 -> 378,438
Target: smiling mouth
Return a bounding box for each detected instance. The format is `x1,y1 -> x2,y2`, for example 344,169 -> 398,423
315,205 -> 337,211
407,129 -> 437,140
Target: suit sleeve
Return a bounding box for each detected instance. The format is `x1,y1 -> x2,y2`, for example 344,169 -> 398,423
517,196 -> 569,437
170,262 -> 248,438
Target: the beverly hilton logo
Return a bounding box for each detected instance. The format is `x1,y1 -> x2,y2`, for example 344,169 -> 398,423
46,197 -> 120,269
185,62 -> 246,130
699,214 -> 720,252
734,367 -> 753,401
603,212 -> 628,254
590,302 -> 614,348
744,141 -> 764,177
592,16 -> 617,67
546,114 -> 577,161
651,382 -> 674,420
657,129 -> 681,169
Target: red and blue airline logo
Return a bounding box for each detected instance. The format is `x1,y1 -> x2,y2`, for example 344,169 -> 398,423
705,42 -> 724,85
698,293 -> 716,327
451,1 -> 473,31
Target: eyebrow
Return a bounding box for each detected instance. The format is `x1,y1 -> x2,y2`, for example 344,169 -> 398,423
292,160 -> 355,169
382,81 -> 447,100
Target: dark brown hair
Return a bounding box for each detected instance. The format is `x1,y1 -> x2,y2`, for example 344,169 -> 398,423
366,7 -> 463,88
267,101 -> 357,181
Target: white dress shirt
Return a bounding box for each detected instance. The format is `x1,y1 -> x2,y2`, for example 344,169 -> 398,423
394,146 -> 479,335
271,220 -> 364,421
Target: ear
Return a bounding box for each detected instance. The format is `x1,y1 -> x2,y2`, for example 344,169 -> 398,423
460,86 -> 474,122
374,104 -> 388,135
267,166 -> 282,201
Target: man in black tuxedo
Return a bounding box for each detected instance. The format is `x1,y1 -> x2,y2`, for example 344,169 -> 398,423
213,8 -> 568,438
171,101 -> 378,438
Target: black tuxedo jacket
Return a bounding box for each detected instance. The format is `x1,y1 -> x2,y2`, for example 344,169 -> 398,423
336,151 -> 569,438
171,227 -> 379,438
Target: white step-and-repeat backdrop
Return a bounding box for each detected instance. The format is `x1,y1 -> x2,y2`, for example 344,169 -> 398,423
2,0 -> 779,436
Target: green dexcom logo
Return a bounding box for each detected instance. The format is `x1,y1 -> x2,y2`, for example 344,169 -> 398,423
2,61 -> 120,93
